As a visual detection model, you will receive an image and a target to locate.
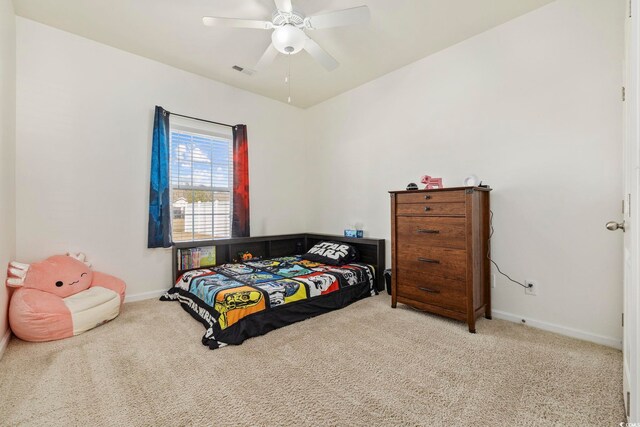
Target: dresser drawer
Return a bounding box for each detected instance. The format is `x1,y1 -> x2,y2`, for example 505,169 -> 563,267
396,202 -> 465,216
396,191 -> 465,204
396,245 -> 466,281
396,216 -> 466,249
397,269 -> 465,293
396,275 -> 466,312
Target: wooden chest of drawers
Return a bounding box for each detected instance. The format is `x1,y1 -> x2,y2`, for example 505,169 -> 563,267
389,187 -> 491,332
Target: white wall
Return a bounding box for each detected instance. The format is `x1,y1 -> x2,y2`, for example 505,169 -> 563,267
304,0 -> 625,346
15,18 -> 307,299
0,0 -> 16,350
14,0 -> 626,346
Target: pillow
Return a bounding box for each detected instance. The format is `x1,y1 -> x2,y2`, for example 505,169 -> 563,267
302,241 -> 358,266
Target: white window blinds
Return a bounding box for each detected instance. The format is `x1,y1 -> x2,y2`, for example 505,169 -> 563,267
169,115 -> 233,242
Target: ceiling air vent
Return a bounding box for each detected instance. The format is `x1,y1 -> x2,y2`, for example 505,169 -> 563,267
232,65 -> 255,76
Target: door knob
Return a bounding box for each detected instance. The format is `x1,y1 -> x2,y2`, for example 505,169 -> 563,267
606,221 -> 625,232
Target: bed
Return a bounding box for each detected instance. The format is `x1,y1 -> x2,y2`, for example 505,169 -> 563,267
161,234 -> 385,349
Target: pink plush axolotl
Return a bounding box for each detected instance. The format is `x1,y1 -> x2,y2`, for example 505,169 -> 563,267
420,175 -> 443,189
6,253 -> 126,342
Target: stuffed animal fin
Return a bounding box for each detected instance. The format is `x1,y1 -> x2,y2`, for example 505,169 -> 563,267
66,252 -> 92,268
6,261 -> 30,288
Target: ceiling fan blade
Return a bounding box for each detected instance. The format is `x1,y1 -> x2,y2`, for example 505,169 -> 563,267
305,6 -> 370,29
303,37 -> 338,71
202,17 -> 273,29
274,0 -> 293,13
255,43 -> 279,71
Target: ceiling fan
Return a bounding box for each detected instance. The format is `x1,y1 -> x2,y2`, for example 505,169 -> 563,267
202,0 -> 371,72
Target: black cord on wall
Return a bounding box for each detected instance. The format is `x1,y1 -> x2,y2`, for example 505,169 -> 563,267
488,210 -> 531,289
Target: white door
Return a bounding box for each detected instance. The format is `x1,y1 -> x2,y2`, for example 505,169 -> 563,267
617,0 -> 640,421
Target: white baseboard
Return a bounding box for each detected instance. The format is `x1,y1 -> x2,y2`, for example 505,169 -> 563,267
124,289 -> 168,303
492,309 -> 622,350
0,328 -> 11,360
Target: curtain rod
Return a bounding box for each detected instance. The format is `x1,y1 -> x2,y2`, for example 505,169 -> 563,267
168,111 -> 236,129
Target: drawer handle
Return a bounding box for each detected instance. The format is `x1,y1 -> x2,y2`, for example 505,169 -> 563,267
417,229 -> 439,234
424,206 -> 431,212
424,195 -> 432,200
418,257 -> 440,264
419,287 -> 440,294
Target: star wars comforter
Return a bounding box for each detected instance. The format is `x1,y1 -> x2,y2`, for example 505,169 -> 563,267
161,255 -> 376,349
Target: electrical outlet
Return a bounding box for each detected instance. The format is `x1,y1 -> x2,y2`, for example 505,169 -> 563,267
524,280 -> 537,296
491,274 -> 496,289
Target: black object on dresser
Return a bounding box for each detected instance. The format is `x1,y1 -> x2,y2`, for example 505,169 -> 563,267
389,186 -> 492,333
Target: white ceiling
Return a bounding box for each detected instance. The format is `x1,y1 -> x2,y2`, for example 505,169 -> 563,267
13,0 -> 554,108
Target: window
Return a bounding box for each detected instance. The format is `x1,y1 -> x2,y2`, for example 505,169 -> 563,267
169,117 -> 233,242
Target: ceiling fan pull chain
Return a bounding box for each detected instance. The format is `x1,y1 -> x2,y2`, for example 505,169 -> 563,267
287,52 -> 292,104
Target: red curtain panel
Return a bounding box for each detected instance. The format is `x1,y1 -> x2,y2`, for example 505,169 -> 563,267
232,125 -> 250,237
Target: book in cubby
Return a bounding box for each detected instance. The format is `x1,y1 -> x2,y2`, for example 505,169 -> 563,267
177,246 -> 216,271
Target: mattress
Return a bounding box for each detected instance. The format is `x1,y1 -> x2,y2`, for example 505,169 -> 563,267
161,255 -> 376,349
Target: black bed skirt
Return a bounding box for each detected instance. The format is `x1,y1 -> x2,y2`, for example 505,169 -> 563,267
162,280 -> 375,349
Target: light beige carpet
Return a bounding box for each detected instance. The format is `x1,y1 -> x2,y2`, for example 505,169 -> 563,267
0,294 -> 624,426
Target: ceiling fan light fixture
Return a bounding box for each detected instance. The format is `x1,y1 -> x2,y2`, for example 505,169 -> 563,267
203,2 -> 372,74
271,24 -> 306,54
